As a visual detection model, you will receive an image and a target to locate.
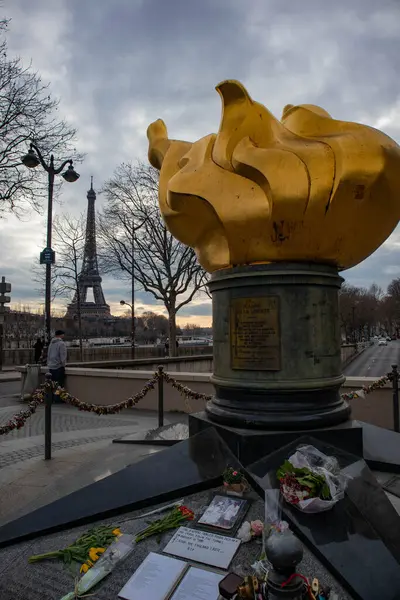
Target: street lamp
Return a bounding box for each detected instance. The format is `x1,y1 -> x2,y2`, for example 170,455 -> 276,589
21,142 -> 80,356
120,299 -> 135,359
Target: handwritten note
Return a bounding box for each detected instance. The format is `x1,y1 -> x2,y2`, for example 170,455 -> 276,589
163,527 -> 240,569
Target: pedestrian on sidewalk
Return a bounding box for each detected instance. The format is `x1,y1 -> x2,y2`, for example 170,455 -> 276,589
47,330 -> 67,388
33,337 -> 44,363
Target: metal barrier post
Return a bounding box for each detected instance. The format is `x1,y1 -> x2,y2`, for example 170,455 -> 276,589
157,365 -> 164,428
392,364 -> 399,433
44,371 -> 52,459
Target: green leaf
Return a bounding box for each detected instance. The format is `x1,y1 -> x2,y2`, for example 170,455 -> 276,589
321,484 -> 331,500
276,460 -> 296,479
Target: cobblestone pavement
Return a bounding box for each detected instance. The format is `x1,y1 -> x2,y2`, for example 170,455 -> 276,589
0,383 -> 181,469
0,403 -> 141,439
0,431 -> 125,468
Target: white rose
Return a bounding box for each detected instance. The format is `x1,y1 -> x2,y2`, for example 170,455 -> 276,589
237,521 -> 252,543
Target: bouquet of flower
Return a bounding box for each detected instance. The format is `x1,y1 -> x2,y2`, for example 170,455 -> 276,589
59,534 -> 135,600
28,525 -> 122,573
276,445 -> 348,513
135,505 -> 194,542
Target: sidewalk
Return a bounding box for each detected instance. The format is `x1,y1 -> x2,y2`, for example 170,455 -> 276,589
0,435 -> 166,528
0,393 -> 187,527
0,368 -> 20,382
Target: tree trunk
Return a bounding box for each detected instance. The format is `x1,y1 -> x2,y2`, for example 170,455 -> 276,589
76,287 -> 84,362
168,308 -> 177,357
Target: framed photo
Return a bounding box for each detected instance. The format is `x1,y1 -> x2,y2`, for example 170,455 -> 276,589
196,493 -> 249,535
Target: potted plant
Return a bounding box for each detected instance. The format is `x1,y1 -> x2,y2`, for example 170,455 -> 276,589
223,467 -> 247,495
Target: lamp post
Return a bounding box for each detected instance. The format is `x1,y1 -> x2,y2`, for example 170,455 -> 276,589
120,299 -> 135,359
21,143 -> 79,356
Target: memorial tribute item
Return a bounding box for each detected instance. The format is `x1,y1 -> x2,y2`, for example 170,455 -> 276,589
163,527 -> 241,569
118,552 -> 225,600
197,493 -> 248,533
60,534 -> 134,600
277,445 -> 348,513
147,78 -> 400,431
28,524 -> 122,572
222,467 -> 248,495
135,504 -> 195,542
236,519 -> 264,543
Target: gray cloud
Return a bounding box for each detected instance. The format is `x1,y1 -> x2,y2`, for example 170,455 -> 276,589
1,0 -> 400,316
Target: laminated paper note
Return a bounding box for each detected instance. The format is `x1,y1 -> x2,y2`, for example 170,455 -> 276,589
163,527 -> 240,569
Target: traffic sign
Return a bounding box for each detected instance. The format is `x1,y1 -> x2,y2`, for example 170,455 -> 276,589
40,247 -> 55,265
0,280 -> 11,293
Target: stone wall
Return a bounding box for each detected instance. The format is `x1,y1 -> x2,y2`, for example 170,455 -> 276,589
2,344 -> 212,367
5,343 -> 357,369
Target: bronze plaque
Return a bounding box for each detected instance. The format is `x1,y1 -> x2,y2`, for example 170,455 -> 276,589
230,296 -> 281,371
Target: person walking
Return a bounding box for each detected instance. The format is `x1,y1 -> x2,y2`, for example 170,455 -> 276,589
33,337 -> 44,363
47,330 -> 67,388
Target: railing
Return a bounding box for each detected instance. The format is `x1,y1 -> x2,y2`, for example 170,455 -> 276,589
2,365 -> 399,461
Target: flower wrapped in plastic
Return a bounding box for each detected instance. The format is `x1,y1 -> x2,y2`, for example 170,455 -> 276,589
59,534 -> 135,600
277,445 -> 349,513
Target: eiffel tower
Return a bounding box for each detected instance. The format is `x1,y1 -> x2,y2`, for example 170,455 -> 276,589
66,178 -> 110,319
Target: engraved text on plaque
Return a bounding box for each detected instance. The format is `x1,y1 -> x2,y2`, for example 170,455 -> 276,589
230,297 -> 281,371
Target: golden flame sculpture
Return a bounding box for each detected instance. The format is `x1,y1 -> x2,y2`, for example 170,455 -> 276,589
147,80 -> 400,273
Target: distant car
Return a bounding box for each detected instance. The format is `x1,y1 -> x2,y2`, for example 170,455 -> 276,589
378,338 -> 387,346
386,336 -> 392,342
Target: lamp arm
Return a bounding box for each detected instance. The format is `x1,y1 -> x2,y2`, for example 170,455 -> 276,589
29,142 -> 50,172
54,159 -> 73,175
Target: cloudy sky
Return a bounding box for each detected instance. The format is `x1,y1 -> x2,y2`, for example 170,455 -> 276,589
1,0 -> 400,326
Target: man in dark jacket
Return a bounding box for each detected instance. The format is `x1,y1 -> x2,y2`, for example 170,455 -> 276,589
47,330 -> 67,387
33,338 -> 44,363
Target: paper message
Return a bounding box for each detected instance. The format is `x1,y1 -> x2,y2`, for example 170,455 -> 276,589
163,527 -> 240,569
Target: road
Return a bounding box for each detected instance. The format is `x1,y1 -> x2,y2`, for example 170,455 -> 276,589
344,340 -> 400,377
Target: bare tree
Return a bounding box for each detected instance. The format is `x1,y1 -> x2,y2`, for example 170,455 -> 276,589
98,162 -> 207,356
0,19 -> 81,215
52,214 -> 86,359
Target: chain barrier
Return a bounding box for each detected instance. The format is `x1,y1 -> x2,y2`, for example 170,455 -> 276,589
52,372 -> 160,415
2,369 -> 394,437
340,374 -> 390,401
160,369 -> 212,413
0,384 -> 46,435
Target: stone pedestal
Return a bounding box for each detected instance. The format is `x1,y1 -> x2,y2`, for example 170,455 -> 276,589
207,262 -> 350,429
189,412 -> 363,465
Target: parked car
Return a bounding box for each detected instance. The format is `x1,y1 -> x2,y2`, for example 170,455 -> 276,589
386,336 -> 392,342
378,338 -> 388,346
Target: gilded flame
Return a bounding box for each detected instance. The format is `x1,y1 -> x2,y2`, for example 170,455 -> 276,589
147,80 -> 400,273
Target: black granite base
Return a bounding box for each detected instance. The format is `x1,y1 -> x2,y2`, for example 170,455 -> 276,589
0,429 -> 244,548
248,436 -> 400,600
362,421 -> 400,473
189,411 -> 364,465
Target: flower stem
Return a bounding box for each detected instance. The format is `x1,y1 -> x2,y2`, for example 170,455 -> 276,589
28,550 -> 62,563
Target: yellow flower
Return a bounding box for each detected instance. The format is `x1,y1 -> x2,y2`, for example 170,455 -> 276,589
88,547 -> 105,562
112,528 -> 122,537
80,564 -> 89,574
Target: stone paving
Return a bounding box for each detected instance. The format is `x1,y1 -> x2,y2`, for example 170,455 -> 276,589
0,378 -> 186,527
0,403 -> 142,438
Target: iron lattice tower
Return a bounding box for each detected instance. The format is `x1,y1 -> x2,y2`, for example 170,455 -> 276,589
66,178 -> 110,319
